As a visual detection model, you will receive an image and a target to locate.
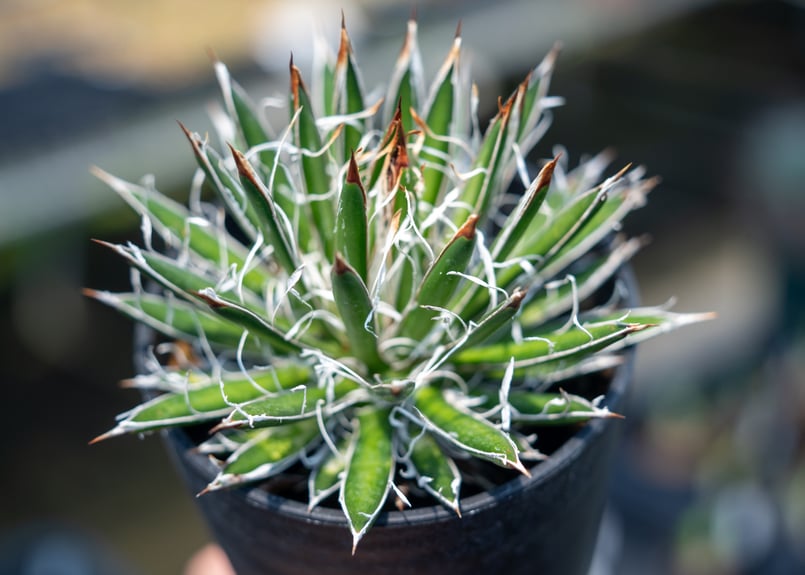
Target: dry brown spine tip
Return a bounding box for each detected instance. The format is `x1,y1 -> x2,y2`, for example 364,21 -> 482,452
88,429 -> 120,445
205,46 -> 220,64
533,155 -> 560,190
508,289 -> 527,308
456,214 -> 479,240
346,153 -> 362,187
289,56 -> 302,105
337,20 -> 350,66
333,253 -> 350,275
81,288 -> 100,301
177,120 -> 192,139
195,291 -> 225,309
228,145 -> 258,183
509,458 -> 531,478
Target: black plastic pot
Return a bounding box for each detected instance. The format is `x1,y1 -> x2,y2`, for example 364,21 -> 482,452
148,269 -> 637,575
155,362 -> 631,575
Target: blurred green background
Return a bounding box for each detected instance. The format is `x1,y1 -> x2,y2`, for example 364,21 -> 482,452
1,1 -> 803,573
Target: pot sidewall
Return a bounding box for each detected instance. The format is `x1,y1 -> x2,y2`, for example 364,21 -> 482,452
162,354 -> 631,575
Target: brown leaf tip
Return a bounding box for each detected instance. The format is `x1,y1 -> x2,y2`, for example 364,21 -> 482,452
333,252 -> 350,275
338,14 -> 351,66
456,214 -> 479,240
289,56 -> 305,106
508,288 -> 527,309
346,152 -> 363,187
534,155 -> 560,190
195,290 -> 225,309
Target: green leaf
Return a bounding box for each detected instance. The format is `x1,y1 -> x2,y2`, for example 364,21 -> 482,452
84,290 -> 252,351
491,156 -> 558,261
414,385 -> 526,473
519,238 -> 643,327
195,289 -> 303,355
291,60 -> 336,259
335,154 -> 369,281
334,18 -> 366,160
400,214 -> 478,340
217,379 -> 361,430
98,242 -> 218,298
214,62 -> 309,252
516,186 -> 607,264
452,321 -> 647,369
384,19 -> 424,130
419,31 -> 461,206
331,255 -> 386,373
538,174 -> 652,278
178,123 -> 260,239
341,407 -> 395,553
93,365 -> 313,439
409,431 -> 461,514
505,390 -> 622,425
447,289 -> 526,357
452,96 -> 514,227
308,439 -> 348,510
459,186 -> 608,322
202,420 -> 320,491
92,167 -> 269,295
514,46 -> 558,144
230,145 -> 299,274
585,307 -> 716,351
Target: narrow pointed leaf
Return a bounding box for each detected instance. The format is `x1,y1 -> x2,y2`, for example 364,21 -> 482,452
414,385 -> 525,473
179,123 -> 260,239
409,432 -> 461,514
385,19 -> 424,129
453,321 -> 647,369
214,63 -> 307,251
515,45 -> 558,143
448,289 -> 526,356
539,177 -> 652,277
230,146 -> 298,273
98,242 -> 218,299
99,366 -> 313,436
400,214 -> 478,339
459,187 -> 608,321
85,290 -> 252,351
516,186 -> 607,263
196,289 -> 302,355
505,390 -> 621,425
588,307 -> 717,351
92,167 -> 269,294
491,156 -> 558,261
291,60 -> 336,259
452,97 -> 514,226
335,155 -> 369,280
331,255 -> 386,373
218,379 -> 361,429
520,238 -> 643,327
335,18 -> 366,159
309,441 -> 347,510
203,420 -> 320,491
419,32 -> 461,205
341,407 -> 395,552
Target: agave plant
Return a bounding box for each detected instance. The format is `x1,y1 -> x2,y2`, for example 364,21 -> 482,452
88,18 -> 709,551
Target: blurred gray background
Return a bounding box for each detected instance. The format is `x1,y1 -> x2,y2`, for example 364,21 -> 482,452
1,0 -> 803,573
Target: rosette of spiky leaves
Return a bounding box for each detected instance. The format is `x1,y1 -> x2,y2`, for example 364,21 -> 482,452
88,17 -> 713,551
